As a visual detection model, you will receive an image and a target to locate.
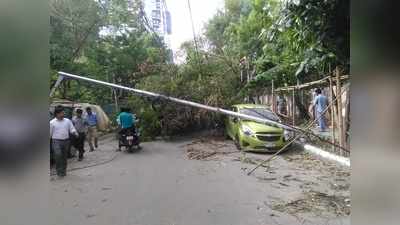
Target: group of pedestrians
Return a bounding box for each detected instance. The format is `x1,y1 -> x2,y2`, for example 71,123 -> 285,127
50,106 -> 99,178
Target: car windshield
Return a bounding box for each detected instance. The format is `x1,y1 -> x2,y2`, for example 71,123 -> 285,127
240,108 -> 280,122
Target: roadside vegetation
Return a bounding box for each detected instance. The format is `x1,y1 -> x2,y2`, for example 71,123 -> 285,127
50,0 -> 349,139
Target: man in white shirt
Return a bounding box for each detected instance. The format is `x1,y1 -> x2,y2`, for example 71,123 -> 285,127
50,106 -> 78,177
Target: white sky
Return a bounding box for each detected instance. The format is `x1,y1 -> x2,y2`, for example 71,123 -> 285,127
166,0 -> 225,55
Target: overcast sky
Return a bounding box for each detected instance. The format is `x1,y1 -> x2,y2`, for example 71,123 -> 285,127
166,0 -> 225,57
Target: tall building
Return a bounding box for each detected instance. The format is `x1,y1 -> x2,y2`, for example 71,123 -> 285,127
143,0 -> 172,48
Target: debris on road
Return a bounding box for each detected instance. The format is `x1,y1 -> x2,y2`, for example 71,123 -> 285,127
185,137 -> 239,160
182,134 -> 350,221
330,181 -> 350,191
187,148 -> 218,160
86,214 -> 96,219
270,190 -> 350,217
256,176 -> 277,182
279,182 -> 290,187
283,152 -> 350,178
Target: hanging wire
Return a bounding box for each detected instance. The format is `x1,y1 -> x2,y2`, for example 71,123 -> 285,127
187,0 -> 203,78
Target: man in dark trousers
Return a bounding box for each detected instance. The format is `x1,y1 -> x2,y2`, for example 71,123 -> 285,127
50,106 -> 78,177
72,109 -> 88,161
85,107 -> 98,151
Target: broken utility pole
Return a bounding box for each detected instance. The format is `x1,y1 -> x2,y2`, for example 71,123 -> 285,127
55,72 -> 298,131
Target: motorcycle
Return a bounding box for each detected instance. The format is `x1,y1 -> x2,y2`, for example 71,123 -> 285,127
118,127 -> 140,152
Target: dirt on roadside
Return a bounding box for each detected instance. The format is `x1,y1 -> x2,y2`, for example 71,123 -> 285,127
269,189 -> 350,217
183,134 -> 351,221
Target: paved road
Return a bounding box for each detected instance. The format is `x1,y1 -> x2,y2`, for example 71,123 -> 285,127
50,134 -> 350,225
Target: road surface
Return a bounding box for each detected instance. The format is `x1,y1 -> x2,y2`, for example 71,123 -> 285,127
50,133 -> 350,225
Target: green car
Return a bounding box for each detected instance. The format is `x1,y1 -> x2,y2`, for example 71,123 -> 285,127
225,104 -> 293,152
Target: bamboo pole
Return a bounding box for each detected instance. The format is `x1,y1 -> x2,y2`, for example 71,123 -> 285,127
336,68 -> 344,155
343,85 -> 350,152
245,58 -> 250,83
292,88 -> 296,125
290,92 -> 292,124
112,75 -> 119,113
240,69 -> 243,82
275,75 -> 349,92
345,92 -> 350,151
329,77 -> 336,153
271,80 -> 275,112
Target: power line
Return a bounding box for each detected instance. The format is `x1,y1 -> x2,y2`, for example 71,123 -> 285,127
187,0 -> 199,52
138,3 -> 163,45
187,0 -> 202,78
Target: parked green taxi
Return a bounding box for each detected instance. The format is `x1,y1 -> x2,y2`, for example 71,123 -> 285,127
225,104 -> 293,152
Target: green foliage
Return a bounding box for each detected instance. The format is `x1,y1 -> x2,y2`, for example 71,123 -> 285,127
50,0 -> 172,137
205,0 -> 349,92
50,0 -> 166,101
255,0 -> 349,84
130,42 -> 242,136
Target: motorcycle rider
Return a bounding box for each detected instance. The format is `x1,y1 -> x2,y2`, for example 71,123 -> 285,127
116,107 -> 137,151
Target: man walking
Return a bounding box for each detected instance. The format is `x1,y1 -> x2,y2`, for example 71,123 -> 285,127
85,107 -> 98,152
277,96 -> 287,115
72,109 -> 87,161
313,88 -> 328,132
50,106 -> 78,177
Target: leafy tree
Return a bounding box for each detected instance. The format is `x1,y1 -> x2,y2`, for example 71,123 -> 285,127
50,0 -> 168,102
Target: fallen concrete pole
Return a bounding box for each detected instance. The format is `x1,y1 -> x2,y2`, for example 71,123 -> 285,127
56,71 -> 300,132
49,75 -> 65,98
303,144 -> 350,167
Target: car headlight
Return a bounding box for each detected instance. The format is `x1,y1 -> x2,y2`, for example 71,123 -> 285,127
242,125 -> 255,136
284,130 -> 295,141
